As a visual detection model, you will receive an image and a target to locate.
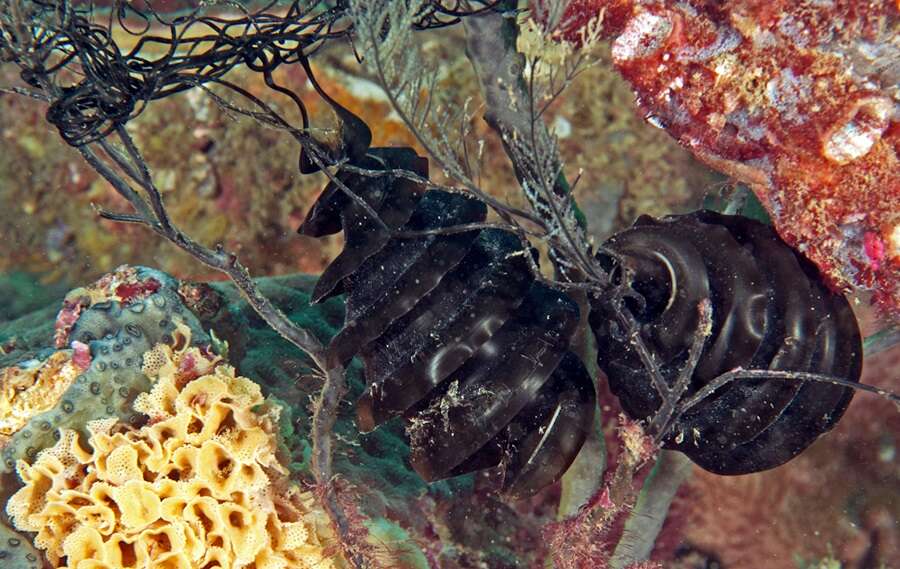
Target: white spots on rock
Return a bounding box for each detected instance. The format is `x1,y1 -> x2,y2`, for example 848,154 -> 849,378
777,14 -> 811,48
889,224 -> 900,259
824,120 -> 879,163
724,110 -> 767,142
822,96 -> 893,164
845,41 -> 900,89
751,30 -> 777,49
713,56 -> 735,79
676,25 -> 741,63
612,12 -> 673,62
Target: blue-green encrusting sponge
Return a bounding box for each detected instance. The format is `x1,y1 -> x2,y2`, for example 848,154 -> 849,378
1,266 -> 208,474
0,524 -> 42,569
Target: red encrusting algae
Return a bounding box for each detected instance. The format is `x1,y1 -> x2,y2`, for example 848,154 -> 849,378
114,277 -> 161,304
537,0 -> 900,315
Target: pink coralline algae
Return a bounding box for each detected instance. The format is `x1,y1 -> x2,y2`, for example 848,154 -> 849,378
550,0 -> 900,314
70,340 -> 92,370
52,297 -> 87,349
53,265 -> 163,347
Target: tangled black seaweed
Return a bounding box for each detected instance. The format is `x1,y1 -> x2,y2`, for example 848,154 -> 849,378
1,0 -> 499,145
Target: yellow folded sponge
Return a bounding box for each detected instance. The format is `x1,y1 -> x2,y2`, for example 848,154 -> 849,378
7,324 -> 340,569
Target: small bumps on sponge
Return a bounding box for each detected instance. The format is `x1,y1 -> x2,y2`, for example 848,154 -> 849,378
0,523 -> 43,569
1,266 -> 210,474
6,327 -> 340,569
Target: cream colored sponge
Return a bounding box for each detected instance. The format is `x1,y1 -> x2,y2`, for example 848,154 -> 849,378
6,325 -> 340,569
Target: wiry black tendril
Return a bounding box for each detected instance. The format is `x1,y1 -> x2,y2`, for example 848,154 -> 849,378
411,0 -> 504,29
2,0 -> 499,146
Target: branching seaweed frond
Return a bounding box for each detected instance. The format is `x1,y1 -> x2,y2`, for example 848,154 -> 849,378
349,0 -> 540,231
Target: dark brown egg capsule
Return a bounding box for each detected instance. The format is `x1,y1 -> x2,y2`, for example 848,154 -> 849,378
299,148 -> 596,498
589,210 -> 863,475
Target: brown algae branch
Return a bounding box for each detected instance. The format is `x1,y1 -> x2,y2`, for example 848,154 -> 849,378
78,139 -> 370,569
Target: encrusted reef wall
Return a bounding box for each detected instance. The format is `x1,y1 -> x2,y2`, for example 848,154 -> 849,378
546,0 -> 900,314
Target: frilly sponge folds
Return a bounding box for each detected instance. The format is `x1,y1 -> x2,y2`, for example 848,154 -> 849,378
6,325 -> 341,569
